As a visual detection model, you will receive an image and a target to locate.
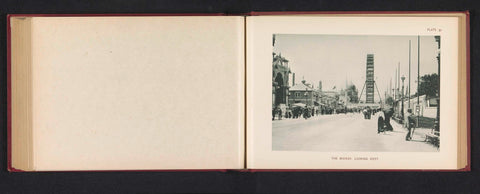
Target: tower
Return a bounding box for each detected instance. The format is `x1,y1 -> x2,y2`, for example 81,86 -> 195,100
365,54 -> 375,103
358,54 -> 382,105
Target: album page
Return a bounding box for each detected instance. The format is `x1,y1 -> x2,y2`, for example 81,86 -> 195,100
246,14 -> 466,170
12,16 -> 245,170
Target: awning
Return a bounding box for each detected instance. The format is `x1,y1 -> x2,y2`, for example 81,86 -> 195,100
291,103 -> 307,107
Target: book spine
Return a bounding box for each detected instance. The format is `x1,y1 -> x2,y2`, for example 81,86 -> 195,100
8,16 -> 34,172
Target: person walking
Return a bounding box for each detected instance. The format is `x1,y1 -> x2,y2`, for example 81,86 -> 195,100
278,108 -> 283,120
405,109 -> 415,141
272,107 -> 276,120
303,106 -> 310,119
377,110 -> 385,134
384,108 -> 394,131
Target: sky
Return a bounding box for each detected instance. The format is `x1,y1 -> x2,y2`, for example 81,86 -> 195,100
273,34 -> 440,102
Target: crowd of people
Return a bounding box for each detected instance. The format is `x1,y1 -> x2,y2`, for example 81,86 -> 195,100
371,107 -> 393,133
272,106 -> 316,120
273,106 -> 343,120
272,106 -> 365,121
371,106 -> 417,141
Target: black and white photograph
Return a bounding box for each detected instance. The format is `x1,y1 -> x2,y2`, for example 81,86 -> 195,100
272,34 -> 441,152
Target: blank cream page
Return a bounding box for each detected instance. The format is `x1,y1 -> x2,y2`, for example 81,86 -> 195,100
31,16 -> 245,170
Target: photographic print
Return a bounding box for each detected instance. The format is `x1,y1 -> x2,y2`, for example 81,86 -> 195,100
272,34 -> 441,152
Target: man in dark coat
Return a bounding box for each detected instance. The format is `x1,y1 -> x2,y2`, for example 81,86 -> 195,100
384,108 -> 394,131
377,115 -> 385,134
303,106 -> 310,119
278,108 -> 283,120
272,107 -> 276,120
405,109 -> 415,140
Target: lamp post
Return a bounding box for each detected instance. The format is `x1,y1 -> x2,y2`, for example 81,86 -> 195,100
408,40 -> 411,109
391,89 -> 395,108
401,75 -> 405,119
287,91 -> 291,108
305,88 -> 308,107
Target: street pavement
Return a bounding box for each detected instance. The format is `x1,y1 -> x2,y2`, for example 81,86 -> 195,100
272,112 -> 438,152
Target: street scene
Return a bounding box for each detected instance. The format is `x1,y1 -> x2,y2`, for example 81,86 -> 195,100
272,34 -> 440,152
273,112 -> 437,152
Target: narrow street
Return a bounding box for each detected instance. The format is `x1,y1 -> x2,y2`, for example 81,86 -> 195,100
272,113 -> 438,152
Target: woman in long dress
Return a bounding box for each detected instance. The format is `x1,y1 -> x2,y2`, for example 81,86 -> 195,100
377,110 -> 385,134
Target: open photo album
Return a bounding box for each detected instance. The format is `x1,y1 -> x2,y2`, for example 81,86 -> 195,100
8,12 -> 469,171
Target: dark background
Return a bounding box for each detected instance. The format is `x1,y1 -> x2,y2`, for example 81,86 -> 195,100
0,0 -> 478,193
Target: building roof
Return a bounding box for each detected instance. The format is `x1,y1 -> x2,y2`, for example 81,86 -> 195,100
290,83 -> 314,91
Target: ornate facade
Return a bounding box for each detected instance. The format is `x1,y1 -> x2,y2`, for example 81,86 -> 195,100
272,53 -> 291,107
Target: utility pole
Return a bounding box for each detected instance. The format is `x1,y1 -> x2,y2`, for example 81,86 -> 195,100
397,62 -> 400,115
401,76 -> 405,119
395,67 -> 397,102
305,88 -> 308,107
398,62 -> 400,100
390,78 -> 392,96
417,36 -> 420,127
384,91 -> 387,108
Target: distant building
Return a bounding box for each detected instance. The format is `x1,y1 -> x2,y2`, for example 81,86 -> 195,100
399,95 -> 438,118
397,95 -> 438,128
320,90 -> 339,109
339,91 -> 350,107
288,80 -> 316,107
